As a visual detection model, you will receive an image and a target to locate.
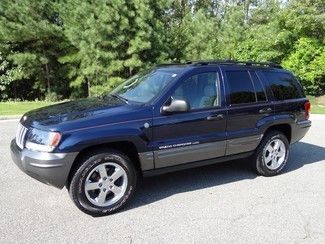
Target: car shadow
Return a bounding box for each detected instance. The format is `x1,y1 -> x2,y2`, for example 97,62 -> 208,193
123,141 -> 325,212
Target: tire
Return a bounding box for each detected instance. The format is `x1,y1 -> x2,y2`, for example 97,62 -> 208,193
252,130 -> 289,176
69,149 -> 137,216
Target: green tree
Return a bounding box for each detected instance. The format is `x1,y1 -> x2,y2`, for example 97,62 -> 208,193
219,5 -> 246,59
0,0 -> 68,100
182,10 -> 219,60
283,37 -> 325,95
0,0 -> 324,100
59,0 -> 165,97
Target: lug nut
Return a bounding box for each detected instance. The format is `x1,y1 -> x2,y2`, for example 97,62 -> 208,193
98,183 -> 103,187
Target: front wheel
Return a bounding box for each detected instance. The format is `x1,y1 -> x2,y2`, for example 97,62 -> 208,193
253,131 -> 289,176
69,150 -> 137,216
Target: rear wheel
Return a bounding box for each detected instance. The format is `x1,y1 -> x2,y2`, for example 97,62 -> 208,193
69,150 -> 137,216
253,131 -> 289,176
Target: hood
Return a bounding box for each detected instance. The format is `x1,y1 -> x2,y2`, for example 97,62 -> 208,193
22,96 -> 133,129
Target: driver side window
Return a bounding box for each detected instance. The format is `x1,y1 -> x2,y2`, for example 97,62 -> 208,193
172,72 -> 219,110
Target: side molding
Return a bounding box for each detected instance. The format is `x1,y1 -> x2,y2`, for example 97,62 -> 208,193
138,151 -> 155,170
226,134 -> 263,155
154,141 -> 226,168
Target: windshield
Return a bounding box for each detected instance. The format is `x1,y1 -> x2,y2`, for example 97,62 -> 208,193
111,68 -> 179,103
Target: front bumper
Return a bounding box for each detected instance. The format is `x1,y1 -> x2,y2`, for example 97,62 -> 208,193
10,139 -> 78,189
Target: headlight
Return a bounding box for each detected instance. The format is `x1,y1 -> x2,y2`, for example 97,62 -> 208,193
25,128 -> 61,152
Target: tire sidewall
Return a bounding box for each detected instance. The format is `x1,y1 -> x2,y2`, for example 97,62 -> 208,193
256,132 -> 289,176
70,151 -> 137,216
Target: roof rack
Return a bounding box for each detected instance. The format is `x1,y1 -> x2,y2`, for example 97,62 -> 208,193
155,63 -> 182,67
186,60 -> 283,69
156,60 -> 282,69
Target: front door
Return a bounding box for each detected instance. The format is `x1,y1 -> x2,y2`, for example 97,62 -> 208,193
151,68 -> 227,168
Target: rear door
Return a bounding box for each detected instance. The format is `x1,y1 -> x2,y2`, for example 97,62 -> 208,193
257,70 -> 308,143
222,66 -> 273,155
257,70 -> 306,120
151,67 -> 227,168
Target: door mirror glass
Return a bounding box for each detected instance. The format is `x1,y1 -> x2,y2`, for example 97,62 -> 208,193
161,98 -> 190,114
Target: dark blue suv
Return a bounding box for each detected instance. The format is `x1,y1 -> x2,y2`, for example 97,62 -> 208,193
10,60 -> 311,215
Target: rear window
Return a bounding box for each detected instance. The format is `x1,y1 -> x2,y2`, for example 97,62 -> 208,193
261,71 -> 304,100
226,70 -> 256,105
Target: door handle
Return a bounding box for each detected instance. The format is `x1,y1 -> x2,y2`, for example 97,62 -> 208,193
259,107 -> 272,114
207,114 -> 224,121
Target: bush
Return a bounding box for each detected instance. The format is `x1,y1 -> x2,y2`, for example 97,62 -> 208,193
282,38 -> 325,95
45,92 -> 62,102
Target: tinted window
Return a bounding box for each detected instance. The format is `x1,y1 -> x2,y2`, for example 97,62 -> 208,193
172,72 -> 219,109
226,70 -> 256,104
250,71 -> 266,102
262,71 -> 303,100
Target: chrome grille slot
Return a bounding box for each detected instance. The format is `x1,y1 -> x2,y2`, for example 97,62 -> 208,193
15,123 -> 28,149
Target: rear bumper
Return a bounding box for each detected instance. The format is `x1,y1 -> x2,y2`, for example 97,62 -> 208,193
291,120 -> 311,144
10,139 -> 78,189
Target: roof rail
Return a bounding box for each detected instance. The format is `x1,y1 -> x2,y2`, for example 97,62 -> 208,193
186,60 -> 283,68
155,63 -> 181,67
155,60 -> 282,69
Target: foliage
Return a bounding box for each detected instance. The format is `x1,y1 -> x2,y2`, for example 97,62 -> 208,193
283,38 -> 325,95
0,0 -> 324,101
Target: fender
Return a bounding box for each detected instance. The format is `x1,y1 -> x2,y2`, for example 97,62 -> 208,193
57,122 -> 151,154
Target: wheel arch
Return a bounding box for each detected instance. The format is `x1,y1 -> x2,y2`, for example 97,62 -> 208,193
263,123 -> 292,143
66,141 -> 142,188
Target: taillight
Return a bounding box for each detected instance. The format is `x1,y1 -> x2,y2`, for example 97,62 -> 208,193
304,101 -> 311,120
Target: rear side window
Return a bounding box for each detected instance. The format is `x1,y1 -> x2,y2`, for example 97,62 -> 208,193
226,70 -> 256,105
262,71 -> 304,100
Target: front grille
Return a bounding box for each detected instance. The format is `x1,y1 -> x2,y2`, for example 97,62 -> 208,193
16,123 -> 28,149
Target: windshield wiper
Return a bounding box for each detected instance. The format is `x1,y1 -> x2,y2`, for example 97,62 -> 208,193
111,94 -> 129,104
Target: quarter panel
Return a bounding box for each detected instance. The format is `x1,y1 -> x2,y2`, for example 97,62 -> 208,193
226,134 -> 262,155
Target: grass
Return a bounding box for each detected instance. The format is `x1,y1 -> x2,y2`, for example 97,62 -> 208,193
307,95 -> 325,114
0,101 -> 56,116
0,96 -> 324,116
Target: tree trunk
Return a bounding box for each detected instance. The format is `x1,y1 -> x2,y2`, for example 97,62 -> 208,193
129,67 -> 133,76
244,0 -> 251,24
44,63 -> 51,93
87,78 -> 91,97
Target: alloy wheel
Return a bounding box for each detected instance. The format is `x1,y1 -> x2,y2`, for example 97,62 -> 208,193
263,138 -> 286,170
84,162 -> 128,207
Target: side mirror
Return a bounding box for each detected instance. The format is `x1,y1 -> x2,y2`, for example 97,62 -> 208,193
161,98 -> 190,114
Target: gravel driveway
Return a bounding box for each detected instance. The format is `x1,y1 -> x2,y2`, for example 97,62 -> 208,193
0,115 -> 324,243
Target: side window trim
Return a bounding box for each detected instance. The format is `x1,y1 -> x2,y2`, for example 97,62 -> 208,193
249,70 -> 268,102
248,71 -> 258,102
215,72 -> 221,107
255,70 -> 275,101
